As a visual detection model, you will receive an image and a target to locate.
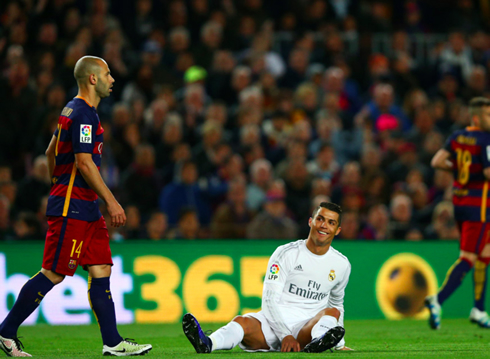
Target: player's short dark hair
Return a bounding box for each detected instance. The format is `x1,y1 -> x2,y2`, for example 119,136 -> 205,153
469,97 -> 490,117
312,202 -> 342,225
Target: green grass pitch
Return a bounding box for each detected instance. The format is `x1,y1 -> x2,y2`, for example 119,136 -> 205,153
12,319 -> 490,358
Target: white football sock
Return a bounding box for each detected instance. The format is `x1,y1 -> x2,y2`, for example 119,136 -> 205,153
311,315 -> 338,339
209,321 -> 245,351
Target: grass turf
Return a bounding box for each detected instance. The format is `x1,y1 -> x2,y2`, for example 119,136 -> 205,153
11,318 -> 490,358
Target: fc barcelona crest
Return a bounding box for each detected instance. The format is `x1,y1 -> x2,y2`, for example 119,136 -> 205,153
328,270 -> 336,281
68,259 -> 77,269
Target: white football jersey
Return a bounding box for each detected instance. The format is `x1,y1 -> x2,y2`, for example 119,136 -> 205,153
261,239 -> 351,341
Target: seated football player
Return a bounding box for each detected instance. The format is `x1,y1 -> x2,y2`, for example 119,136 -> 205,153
182,202 -> 352,353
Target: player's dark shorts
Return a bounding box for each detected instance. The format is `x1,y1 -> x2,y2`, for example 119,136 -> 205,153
458,221 -> 490,254
42,216 -> 112,276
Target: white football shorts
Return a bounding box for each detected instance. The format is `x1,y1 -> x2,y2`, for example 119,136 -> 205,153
238,309 -> 312,352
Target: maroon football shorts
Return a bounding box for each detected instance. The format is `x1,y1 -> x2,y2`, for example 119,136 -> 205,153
42,216 -> 113,276
458,221 -> 490,254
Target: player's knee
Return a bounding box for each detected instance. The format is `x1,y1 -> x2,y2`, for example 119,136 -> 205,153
40,268 -> 65,285
323,307 -> 340,320
459,255 -> 476,267
232,316 -> 253,334
477,257 -> 490,266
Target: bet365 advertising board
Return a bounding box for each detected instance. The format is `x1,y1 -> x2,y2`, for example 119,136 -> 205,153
0,240 -> 479,325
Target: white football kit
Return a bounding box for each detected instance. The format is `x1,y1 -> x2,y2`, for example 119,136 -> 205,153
240,239 -> 351,351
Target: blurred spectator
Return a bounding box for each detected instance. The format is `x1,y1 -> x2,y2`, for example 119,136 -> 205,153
337,211 -> 360,240
122,205 -> 142,239
142,211 -> 168,240
360,204 -> 390,240
14,155 -> 51,214
12,212 -> 42,240
246,158 -> 273,211
438,30 -> 473,82
159,160 -> 221,227
424,200 -> 459,240
306,142 -> 340,182
120,144 -> 161,217
389,193 -> 414,240
211,177 -> 254,239
0,194 -> 12,240
246,188 -> 298,239
168,207 -> 201,239
284,159 -> 313,236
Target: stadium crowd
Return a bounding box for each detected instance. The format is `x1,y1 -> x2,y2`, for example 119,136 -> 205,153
0,0 -> 489,241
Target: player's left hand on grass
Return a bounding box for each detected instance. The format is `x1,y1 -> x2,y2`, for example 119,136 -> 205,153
281,335 -> 301,352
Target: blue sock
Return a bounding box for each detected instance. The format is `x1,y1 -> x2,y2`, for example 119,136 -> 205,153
88,277 -> 122,347
438,258 -> 472,305
474,259 -> 489,311
0,272 -> 54,338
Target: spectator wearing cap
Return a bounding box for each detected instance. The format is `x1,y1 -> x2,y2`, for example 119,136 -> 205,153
246,188 -> 298,239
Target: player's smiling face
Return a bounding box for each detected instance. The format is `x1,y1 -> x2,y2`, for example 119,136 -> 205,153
307,207 -> 341,249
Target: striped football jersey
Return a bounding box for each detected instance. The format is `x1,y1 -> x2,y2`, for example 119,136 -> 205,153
46,97 -> 104,222
445,126 -> 490,222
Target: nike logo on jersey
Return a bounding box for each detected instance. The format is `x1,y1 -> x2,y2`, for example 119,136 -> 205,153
294,265 -> 303,271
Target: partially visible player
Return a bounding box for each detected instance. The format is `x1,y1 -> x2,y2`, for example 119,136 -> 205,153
0,56 -> 152,357
183,202 -> 352,353
426,97 -> 490,329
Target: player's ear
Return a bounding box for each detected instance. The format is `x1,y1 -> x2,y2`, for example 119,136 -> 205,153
308,217 -> 312,227
89,73 -> 97,85
335,226 -> 341,236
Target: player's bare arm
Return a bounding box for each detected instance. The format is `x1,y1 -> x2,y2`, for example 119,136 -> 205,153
75,152 -> 126,227
484,167 -> 490,181
45,135 -> 57,181
431,148 -> 453,171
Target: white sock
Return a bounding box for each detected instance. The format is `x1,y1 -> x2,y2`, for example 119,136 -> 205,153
311,315 -> 338,339
209,321 -> 245,351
